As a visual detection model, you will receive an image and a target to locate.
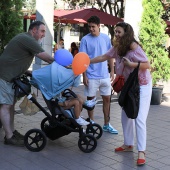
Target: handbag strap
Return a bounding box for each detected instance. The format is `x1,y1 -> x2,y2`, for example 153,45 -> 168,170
136,62 -> 140,74
137,61 -> 140,69
134,62 -> 140,77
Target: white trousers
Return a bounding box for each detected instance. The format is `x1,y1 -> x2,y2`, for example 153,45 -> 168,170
121,80 -> 152,151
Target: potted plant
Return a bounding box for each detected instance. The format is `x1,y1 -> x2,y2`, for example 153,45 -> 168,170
139,0 -> 170,105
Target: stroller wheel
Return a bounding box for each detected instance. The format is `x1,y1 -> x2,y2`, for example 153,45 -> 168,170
78,134 -> 97,153
41,117 -> 49,131
24,129 -> 47,152
86,123 -> 103,139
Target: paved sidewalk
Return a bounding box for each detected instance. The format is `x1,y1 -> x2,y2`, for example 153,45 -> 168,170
0,84 -> 170,170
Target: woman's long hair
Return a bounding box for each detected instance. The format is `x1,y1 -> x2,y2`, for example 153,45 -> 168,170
113,22 -> 138,57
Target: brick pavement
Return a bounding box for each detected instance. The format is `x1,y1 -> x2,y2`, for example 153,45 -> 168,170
0,84 -> 170,170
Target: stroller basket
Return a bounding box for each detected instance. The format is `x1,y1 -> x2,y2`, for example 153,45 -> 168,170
43,124 -> 71,140
41,112 -> 76,140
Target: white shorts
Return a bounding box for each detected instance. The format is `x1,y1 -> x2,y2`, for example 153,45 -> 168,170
84,78 -> 111,97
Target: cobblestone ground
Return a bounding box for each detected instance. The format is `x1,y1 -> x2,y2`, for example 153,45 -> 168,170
0,85 -> 170,170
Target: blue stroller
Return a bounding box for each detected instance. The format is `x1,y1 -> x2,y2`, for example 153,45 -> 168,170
13,62 -> 102,153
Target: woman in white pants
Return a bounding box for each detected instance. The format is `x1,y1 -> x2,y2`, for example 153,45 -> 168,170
121,80 -> 152,152
90,22 -> 152,166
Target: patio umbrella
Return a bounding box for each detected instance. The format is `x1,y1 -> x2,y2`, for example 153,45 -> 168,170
25,8 -> 122,25
55,8 -> 123,25
54,10 -> 86,24
24,12 -> 84,24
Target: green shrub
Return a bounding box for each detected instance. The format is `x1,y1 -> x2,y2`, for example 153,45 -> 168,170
0,0 -> 25,54
139,0 -> 170,85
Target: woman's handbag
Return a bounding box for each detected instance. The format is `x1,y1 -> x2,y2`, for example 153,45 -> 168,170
112,75 -> 125,93
118,62 -> 140,119
112,66 -> 125,93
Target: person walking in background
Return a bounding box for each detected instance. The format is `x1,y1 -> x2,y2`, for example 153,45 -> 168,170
90,22 -> 152,166
79,16 -> 118,134
54,38 -> 64,52
0,21 -> 54,146
70,42 -> 79,57
52,40 -> 57,53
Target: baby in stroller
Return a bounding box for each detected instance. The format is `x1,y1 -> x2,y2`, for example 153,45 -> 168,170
57,92 -> 95,126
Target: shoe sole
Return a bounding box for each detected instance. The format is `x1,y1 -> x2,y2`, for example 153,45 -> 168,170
115,149 -> 133,152
137,162 -> 145,166
103,129 -> 118,134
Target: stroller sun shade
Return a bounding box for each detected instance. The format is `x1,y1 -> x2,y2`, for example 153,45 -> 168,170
30,62 -> 81,100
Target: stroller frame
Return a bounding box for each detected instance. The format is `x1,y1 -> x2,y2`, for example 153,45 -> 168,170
13,74 -> 103,153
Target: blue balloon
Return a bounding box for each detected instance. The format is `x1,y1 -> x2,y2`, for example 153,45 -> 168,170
54,49 -> 73,66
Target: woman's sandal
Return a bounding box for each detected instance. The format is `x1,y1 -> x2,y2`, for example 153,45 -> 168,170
137,151 -> 145,166
115,145 -> 133,152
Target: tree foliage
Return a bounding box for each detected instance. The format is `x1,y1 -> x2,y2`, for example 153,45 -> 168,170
0,0 -> 25,54
139,0 -> 170,85
58,0 -> 124,38
24,0 -> 36,16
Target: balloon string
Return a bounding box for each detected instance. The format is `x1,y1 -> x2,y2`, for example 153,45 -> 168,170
70,76 -> 76,90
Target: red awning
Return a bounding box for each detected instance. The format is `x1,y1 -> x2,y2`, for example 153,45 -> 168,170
24,10 -> 86,24
24,14 -> 36,20
53,9 -> 86,23
24,8 -> 123,25
54,8 -> 123,25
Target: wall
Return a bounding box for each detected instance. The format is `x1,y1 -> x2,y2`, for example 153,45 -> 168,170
124,0 -> 143,39
33,0 -> 54,70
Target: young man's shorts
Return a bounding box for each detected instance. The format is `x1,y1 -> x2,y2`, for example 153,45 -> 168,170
84,78 -> 111,97
0,78 -> 15,105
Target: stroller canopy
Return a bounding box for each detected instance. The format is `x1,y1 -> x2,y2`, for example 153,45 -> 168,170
30,62 -> 81,100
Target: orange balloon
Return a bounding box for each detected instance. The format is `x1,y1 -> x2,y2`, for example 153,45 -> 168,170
72,52 -> 90,75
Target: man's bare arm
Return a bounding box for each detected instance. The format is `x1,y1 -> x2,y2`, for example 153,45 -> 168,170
36,52 -> 54,64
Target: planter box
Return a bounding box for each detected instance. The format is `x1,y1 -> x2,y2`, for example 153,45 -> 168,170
150,86 -> 163,105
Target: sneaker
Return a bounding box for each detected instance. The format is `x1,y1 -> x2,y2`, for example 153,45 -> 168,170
90,119 -> 95,124
91,97 -> 97,102
4,135 -> 24,146
84,97 -> 97,107
13,130 -> 24,140
103,123 -> 118,134
76,117 -> 90,126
